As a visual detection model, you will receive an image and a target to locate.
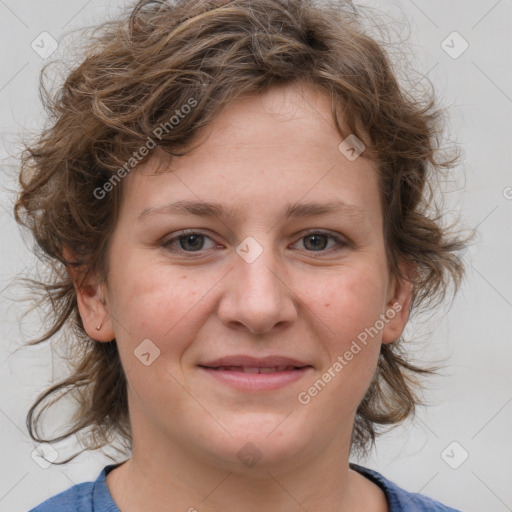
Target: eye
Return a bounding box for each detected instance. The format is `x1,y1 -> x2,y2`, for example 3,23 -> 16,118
161,230 -> 347,255
292,231 -> 347,253
162,230 -> 218,253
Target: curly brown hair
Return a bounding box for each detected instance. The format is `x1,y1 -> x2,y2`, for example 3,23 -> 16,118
14,0 -> 466,464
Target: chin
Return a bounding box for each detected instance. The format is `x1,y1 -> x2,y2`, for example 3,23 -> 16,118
197,419 -> 315,474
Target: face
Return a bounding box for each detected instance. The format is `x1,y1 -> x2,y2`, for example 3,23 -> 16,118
77,82 -> 411,475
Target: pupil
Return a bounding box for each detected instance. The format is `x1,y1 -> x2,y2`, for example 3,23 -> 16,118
180,234 -> 203,251
306,234 -> 327,251
177,234 -> 328,252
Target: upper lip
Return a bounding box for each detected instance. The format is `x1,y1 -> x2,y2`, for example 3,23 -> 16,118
199,355 -> 311,368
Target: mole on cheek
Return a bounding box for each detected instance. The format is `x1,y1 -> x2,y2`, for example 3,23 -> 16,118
324,303 -> 330,307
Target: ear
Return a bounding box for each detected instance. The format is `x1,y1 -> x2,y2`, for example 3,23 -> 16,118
63,246 -> 115,342
381,262 -> 414,344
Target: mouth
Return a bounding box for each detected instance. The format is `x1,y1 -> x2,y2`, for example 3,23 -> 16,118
197,356 -> 313,391
201,365 -> 305,373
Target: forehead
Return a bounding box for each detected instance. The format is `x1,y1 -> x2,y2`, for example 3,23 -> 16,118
121,83 -> 382,228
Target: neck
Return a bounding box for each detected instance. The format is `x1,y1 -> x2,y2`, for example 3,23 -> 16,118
106,430 -> 369,512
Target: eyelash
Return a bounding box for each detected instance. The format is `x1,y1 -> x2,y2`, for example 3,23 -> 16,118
161,229 -> 348,255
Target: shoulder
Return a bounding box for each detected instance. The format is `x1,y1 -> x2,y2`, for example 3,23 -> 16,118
350,463 -> 463,512
29,465 -> 120,512
29,481 -> 95,512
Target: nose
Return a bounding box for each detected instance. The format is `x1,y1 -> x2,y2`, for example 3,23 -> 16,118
217,241 -> 298,335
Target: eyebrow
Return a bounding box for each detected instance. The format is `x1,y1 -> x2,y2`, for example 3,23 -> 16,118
137,199 -> 367,222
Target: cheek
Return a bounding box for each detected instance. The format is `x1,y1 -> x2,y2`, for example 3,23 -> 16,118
303,266 -> 386,405
106,248 -> 206,355
106,258 -> 207,412
312,265 -> 388,343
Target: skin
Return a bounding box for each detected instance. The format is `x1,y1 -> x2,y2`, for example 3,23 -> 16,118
72,81 -> 412,512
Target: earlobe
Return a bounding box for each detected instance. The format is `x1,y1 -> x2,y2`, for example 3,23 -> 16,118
63,247 -> 115,342
381,265 -> 414,344
76,282 -> 115,342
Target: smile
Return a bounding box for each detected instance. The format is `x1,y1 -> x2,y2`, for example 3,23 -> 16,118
206,365 -> 300,373
198,365 -> 313,391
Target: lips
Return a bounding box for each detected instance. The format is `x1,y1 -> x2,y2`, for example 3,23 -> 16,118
198,355 -> 311,371
210,366 -> 298,373
198,355 -> 313,391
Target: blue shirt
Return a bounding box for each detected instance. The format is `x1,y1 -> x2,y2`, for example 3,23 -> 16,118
29,462 -> 462,511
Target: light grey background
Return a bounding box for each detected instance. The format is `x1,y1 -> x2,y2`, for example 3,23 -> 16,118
1,1 -> 511,511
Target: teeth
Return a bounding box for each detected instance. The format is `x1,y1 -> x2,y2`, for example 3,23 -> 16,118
214,366 -> 297,373
259,367 -> 277,373
259,366 -> 293,373
240,366 -> 259,374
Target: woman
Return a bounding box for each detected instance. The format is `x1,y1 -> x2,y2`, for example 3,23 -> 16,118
16,0 -> 466,510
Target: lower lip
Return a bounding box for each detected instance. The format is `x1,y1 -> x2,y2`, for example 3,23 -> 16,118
199,367 -> 313,391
